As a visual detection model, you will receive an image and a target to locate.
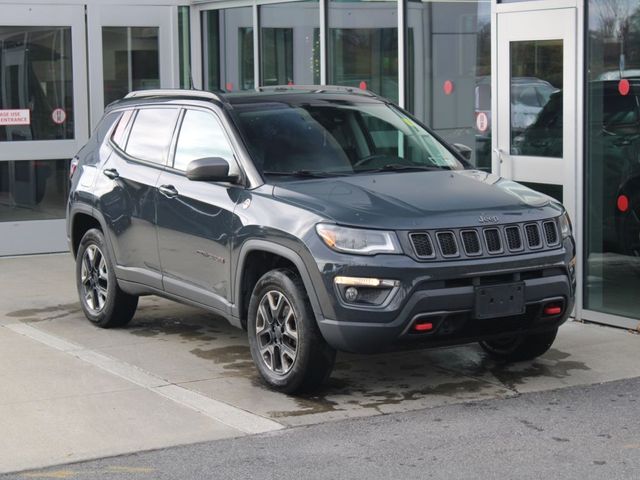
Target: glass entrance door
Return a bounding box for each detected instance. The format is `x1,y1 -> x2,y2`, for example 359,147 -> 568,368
495,7 -> 576,217
0,4 -> 88,256
87,5 -> 178,129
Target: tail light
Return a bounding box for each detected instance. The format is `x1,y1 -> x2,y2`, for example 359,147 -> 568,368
69,157 -> 79,179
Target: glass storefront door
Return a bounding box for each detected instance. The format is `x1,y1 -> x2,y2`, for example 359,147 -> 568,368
87,5 -> 178,129
495,7 -> 577,220
585,0 -> 640,329
0,4 -> 88,256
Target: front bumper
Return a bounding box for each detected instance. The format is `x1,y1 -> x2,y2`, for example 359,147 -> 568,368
311,237 -> 576,353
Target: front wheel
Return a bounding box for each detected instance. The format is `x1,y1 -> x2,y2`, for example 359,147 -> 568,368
479,328 -> 558,362
76,228 -> 138,328
247,269 -> 336,393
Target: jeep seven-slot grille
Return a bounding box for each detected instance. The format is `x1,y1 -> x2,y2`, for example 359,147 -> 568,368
484,229 -> 502,253
543,221 -> 559,245
461,230 -> 481,255
409,233 -> 434,258
408,219 -> 562,261
437,232 -> 459,257
525,224 -> 542,249
505,226 -> 523,251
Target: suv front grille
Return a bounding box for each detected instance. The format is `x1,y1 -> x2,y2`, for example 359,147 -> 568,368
408,218 -> 563,262
409,233 -> 434,258
525,224 -> 542,249
484,228 -> 502,254
543,221 -> 559,246
436,232 -> 459,257
461,230 -> 481,256
505,226 -> 523,251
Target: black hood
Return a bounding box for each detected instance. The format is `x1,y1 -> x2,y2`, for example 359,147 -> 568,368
272,170 -> 564,230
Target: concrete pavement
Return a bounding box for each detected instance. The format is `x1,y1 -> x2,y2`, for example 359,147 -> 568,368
1,253 -> 639,474
6,377 -> 640,480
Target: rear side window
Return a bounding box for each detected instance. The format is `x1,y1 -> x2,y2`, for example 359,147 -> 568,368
125,108 -> 180,165
173,110 -> 236,171
111,110 -> 134,149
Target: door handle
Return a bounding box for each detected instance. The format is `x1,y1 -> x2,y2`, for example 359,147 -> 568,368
158,184 -> 179,198
103,168 -> 119,180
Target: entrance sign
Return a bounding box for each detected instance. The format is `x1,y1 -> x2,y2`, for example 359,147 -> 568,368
0,109 -> 30,126
476,112 -> 489,133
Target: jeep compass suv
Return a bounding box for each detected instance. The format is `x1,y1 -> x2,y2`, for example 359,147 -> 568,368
67,86 -> 576,393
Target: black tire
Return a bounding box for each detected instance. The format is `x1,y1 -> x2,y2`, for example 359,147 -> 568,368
479,328 -> 558,362
75,228 -> 138,328
247,269 -> 336,394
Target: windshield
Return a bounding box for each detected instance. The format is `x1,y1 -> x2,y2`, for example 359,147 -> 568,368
231,101 -> 466,178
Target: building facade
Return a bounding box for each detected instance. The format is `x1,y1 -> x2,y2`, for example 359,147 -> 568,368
0,0 -> 638,330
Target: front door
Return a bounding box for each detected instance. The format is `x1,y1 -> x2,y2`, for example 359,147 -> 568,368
87,5 -> 178,130
495,4 -> 577,223
156,108 -> 241,312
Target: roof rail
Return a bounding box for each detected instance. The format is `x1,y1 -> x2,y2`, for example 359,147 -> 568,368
124,89 -> 222,101
255,84 -> 378,97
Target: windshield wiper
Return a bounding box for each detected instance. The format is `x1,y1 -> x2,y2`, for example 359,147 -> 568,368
358,163 -> 450,173
263,169 -> 347,178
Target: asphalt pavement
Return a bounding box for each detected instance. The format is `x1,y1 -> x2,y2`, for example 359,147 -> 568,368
6,377 -> 639,480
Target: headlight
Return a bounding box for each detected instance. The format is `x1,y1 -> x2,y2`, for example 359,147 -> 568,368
558,211 -> 572,238
316,224 -> 401,255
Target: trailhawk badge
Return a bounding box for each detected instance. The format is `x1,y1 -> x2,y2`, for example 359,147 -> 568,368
479,215 -> 500,224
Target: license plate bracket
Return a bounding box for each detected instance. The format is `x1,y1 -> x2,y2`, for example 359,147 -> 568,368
474,282 -> 525,320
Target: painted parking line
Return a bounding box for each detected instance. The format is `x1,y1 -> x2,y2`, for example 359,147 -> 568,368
4,323 -> 283,435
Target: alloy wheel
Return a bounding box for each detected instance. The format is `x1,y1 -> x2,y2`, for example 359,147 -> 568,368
256,290 -> 299,375
80,244 -> 109,313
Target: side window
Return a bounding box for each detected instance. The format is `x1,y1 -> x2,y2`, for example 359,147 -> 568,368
125,108 -> 180,165
111,110 -> 133,149
173,109 -> 237,172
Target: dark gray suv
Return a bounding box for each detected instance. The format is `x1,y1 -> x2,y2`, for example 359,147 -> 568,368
67,87 -> 576,393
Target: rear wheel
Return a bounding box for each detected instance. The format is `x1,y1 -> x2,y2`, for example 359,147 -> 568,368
247,269 -> 336,393
479,328 -> 558,362
76,228 -> 138,328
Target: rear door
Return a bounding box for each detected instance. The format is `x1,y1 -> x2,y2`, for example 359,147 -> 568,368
156,107 -> 242,311
96,106 -> 180,289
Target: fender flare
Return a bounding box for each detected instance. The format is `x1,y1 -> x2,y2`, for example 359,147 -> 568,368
232,239 -> 325,325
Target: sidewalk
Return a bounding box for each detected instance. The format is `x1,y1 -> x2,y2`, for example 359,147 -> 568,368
1,253 -> 639,474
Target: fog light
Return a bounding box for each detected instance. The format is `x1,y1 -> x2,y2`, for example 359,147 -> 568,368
345,287 -> 359,302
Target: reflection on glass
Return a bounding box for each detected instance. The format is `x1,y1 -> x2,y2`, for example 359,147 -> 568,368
586,0 -> 640,320
509,40 -> 563,157
260,1 -> 319,86
102,27 -> 160,106
406,1 -> 491,169
0,159 -> 69,221
328,0 -> 398,103
178,6 -> 191,89
0,26 -> 74,141
202,8 -> 254,92
125,108 -> 180,164
174,110 -> 235,171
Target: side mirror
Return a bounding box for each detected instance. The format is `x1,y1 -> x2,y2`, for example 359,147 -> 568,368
452,143 -> 473,161
186,157 -> 238,182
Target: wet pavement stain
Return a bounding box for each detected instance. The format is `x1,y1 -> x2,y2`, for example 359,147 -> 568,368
6,303 -> 81,321
488,352 -> 591,391
189,345 -> 258,378
128,318 -> 221,343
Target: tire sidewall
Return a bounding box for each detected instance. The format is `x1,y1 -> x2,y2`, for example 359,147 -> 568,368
247,270 -> 320,392
76,228 -> 119,327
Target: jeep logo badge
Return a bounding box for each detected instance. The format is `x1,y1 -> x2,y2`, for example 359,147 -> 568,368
479,215 -> 499,224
